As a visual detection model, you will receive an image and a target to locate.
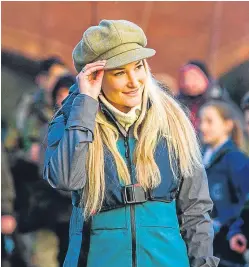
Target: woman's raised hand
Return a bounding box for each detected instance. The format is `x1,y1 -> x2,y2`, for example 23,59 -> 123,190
76,60 -> 106,100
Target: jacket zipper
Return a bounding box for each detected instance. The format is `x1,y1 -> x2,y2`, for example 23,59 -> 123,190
124,134 -> 136,267
100,103 -> 137,266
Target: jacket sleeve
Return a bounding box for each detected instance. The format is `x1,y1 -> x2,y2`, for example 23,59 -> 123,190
227,217 -> 244,240
43,94 -> 99,191
176,165 -> 220,267
226,158 -> 249,240
226,151 -> 249,197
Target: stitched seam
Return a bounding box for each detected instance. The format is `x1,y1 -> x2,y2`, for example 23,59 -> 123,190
111,21 -> 123,43
83,33 -> 99,56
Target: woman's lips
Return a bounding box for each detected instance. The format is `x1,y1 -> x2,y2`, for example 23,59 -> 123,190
122,89 -> 139,96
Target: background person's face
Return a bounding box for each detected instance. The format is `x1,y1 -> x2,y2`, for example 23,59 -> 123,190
56,87 -> 69,107
101,60 -> 147,113
181,68 -> 208,96
45,64 -> 68,92
199,106 -> 232,147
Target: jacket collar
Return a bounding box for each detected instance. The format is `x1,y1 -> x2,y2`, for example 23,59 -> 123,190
205,139 -> 236,169
64,83 -> 153,138
98,95 -> 152,138
99,99 -> 128,138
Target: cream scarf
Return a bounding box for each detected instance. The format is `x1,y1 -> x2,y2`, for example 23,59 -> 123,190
99,94 -> 142,131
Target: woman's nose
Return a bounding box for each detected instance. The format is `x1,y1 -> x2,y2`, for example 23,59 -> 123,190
127,73 -> 139,88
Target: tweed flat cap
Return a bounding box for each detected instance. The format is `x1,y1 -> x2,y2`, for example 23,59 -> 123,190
72,19 -> 156,72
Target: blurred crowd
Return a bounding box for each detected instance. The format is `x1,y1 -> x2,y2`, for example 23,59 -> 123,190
2,57 -> 76,267
1,56 -> 249,267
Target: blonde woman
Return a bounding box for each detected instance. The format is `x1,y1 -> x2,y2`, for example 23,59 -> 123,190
43,20 -> 219,267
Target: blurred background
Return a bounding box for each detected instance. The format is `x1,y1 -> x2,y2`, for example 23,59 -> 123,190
2,1 -> 249,122
1,2 -> 249,267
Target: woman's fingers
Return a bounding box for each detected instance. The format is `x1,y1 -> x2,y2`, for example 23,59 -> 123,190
76,60 -> 106,99
83,65 -> 105,77
83,60 -> 106,69
95,69 -> 105,82
82,61 -> 106,74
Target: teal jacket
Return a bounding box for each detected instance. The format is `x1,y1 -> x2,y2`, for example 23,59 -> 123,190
43,85 -> 219,267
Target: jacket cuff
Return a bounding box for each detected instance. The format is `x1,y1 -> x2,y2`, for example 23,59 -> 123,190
66,94 -> 99,133
191,256 -> 220,267
227,218 -> 244,240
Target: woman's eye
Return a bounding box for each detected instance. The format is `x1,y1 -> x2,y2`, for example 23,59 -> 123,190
136,65 -> 143,70
114,71 -> 125,76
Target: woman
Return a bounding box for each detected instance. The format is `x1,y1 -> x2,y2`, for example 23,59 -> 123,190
44,20 -> 219,267
199,100 -> 249,267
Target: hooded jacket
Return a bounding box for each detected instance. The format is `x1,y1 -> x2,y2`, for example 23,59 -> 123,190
43,84 -> 219,267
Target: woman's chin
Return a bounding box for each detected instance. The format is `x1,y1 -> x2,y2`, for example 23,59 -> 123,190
123,95 -> 142,107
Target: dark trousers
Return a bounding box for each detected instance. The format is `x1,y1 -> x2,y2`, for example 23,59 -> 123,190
53,223 -> 70,267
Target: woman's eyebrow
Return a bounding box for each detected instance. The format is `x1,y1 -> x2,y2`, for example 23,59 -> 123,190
113,67 -> 125,71
135,60 -> 142,65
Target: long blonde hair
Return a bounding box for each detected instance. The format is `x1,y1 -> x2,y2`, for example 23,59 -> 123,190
83,60 -> 202,219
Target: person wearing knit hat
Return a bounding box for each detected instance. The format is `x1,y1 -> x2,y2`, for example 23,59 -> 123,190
177,60 -> 239,131
179,60 -> 211,97
178,60 -> 215,130
43,20 -> 219,267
